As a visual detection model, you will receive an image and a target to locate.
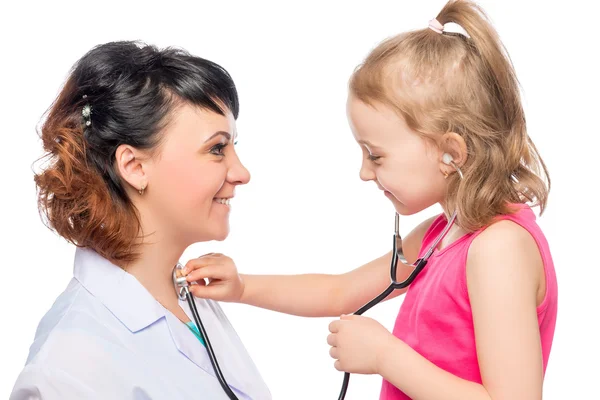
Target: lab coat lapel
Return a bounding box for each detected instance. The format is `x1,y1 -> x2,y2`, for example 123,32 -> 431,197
177,297 -> 254,398
164,312 -> 214,374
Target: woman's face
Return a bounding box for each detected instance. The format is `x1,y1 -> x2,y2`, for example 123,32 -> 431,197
139,104 -> 250,244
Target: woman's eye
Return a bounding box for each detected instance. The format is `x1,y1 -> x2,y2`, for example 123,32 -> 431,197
210,143 -> 228,156
368,154 -> 381,162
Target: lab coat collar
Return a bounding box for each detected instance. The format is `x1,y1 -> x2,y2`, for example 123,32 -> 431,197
73,247 -> 166,333
73,247 -> 254,398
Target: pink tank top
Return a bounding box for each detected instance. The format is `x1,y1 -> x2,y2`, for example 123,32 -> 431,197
380,204 -> 558,399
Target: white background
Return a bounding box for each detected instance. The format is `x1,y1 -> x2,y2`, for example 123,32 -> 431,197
1,0 -> 598,398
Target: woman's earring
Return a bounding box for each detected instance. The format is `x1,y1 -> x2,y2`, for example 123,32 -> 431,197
443,171 -> 449,179
139,185 -> 145,195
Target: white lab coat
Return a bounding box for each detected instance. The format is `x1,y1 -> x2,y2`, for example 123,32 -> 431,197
10,247 -> 272,400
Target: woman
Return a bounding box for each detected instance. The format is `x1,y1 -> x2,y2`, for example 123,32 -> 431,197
10,41 -> 271,400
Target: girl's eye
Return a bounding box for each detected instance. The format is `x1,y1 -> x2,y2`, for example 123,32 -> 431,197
368,154 -> 381,162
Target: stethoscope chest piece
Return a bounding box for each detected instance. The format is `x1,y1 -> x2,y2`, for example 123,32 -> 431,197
172,263 -> 189,301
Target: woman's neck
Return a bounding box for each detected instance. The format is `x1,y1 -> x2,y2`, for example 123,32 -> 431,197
124,237 -> 187,314
121,204 -> 195,317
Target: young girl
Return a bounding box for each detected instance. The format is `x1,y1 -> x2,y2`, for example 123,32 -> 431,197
181,1 -> 557,398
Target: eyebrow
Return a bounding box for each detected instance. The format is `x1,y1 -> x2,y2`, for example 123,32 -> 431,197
204,131 -> 231,142
358,139 -> 381,149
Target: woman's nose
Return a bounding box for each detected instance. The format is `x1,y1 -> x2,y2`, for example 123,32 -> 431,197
228,154 -> 251,185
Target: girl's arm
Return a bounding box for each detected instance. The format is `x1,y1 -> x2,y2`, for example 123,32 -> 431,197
239,216 -> 438,317
376,220 -> 544,400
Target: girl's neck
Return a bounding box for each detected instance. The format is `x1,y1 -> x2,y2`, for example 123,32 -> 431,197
438,202 -> 468,250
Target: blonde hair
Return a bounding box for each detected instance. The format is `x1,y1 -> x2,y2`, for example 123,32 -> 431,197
349,0 -> 550,231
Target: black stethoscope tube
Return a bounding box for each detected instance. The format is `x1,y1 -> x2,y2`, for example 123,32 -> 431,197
185,289 -> 240,400
174,266 -> 239,400
337,208 -> 457,400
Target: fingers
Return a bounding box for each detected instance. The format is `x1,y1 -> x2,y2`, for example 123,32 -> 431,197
329,314 -> 358,334
184,265 -> 226,283
327,334 -> 337,346
328,333 -> 339,365
329,346 -> 338,359
183,255 -> 233,283
183,258 -> 215,274
189,283 -> 226,300
206,252 -> 224,257
196,252 -> 224,258
183,253 -> 228,271
178,253 -> 242,302
192,278 -> 207,286
329,320 -> 340,333
334,360 -> 342,371
328,319 -> 343,368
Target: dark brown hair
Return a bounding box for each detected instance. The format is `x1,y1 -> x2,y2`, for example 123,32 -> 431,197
35,41 -> 239,264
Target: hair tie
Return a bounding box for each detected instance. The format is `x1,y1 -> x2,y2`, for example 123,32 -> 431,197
428,18 -> 444,34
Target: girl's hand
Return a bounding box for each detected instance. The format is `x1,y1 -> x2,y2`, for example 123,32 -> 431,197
327,314 -> 395,375
181,253 -> 245,302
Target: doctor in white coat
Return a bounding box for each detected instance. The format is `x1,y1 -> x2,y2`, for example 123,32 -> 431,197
11,40 -> 271,400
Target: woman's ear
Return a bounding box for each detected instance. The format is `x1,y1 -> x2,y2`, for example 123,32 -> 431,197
115,144 -> 149,194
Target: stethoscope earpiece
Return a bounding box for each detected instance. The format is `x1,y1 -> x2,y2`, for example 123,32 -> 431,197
442,153 -> 454,165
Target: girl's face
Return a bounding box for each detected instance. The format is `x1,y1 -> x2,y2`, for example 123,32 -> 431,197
346,94 -> 447,215
139,104 -> 250,244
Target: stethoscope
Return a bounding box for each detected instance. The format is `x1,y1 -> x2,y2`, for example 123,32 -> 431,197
336,155 -> 463,399
336,212 -> 459,399
172,264 -> 241,400
173,154 -> 463,400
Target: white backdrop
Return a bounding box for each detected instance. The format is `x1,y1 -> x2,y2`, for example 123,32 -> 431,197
1,0 -> 598,398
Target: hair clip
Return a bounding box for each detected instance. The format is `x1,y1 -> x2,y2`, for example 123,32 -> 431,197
82,95 -> 92,127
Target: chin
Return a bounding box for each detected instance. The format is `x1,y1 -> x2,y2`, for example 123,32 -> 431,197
211,227 -> 230,242
188,226 -> 230,243
391,201 -> 423,217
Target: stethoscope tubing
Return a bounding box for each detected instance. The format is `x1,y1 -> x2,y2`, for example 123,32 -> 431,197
337,209 -> 457,400
178,279 -> 240,399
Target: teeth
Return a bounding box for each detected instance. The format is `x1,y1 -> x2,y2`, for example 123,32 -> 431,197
215,198 -> 231,205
